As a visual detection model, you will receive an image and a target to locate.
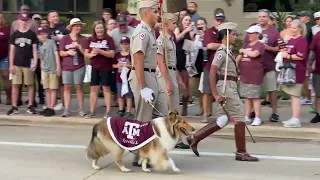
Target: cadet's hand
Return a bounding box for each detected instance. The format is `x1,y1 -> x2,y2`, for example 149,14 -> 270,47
140,87 -> 155,103
214,95 -> 225,103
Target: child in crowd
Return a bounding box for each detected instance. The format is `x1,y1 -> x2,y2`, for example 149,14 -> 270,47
37,27 -> 61,116
113,36 -> 134,118
7,13 -> 38,115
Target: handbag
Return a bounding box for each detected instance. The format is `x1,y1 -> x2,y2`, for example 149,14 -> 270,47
277,55 -> 296,85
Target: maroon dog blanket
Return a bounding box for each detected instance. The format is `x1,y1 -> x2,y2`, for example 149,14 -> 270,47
107,117 -> 157,151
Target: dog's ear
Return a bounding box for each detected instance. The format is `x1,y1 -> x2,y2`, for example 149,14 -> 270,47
169,111 -> 178,121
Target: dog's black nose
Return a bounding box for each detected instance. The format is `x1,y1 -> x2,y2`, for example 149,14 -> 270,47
192,127 -> 195,131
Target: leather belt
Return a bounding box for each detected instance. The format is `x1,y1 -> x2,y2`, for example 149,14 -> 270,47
168,66 -> 177,71
218,75 -> 238,82
132,68 -> 156,73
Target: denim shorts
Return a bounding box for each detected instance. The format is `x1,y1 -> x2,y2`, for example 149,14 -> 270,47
0,57 -> 9,70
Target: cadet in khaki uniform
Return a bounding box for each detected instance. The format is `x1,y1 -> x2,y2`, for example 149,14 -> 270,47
156,13 -> 184,112
187,22 -> 259,162
128,0 -> 168,167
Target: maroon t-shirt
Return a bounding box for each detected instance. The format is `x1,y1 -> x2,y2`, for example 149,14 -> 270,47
85,35 -> 116,71
239,41 -> 265,85
309,32 -> 320,74
0,26 -> 10,59
285,36 -> 308,84
203,27 -> 219,70
59,35 -> 86,71
115,52 -> 131,83
129,18 -> 141,28
244,25 -> 280,73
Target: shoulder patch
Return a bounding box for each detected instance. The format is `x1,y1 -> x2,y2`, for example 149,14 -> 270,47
157,40 -> 162,46
139,32 -> 146,40
217,53 -> 223,60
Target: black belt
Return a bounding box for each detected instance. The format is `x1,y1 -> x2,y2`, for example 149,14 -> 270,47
218,75 -> 238,82
168,66 -> 177,71
132,68 -> 156,73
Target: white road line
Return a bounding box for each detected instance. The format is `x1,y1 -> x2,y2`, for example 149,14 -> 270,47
1,141 -> 320,162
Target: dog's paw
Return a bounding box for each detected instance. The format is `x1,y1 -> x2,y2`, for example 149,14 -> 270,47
173,167 -> 180,172
142,168 -> 151,173
121,167 -> 132,173
92,165 -> 100,170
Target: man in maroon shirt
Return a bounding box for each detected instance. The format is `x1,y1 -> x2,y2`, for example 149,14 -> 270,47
200,12 -> 224,122
118,10 -> 141,28
244,9 -> 281,122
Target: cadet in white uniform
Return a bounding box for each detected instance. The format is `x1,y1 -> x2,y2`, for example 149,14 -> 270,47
128,0 -> 168,167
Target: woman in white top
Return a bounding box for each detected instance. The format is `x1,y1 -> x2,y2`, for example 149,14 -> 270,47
280,16 -> 294,43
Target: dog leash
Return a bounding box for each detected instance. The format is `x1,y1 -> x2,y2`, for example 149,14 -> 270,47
149,102 -> 166,118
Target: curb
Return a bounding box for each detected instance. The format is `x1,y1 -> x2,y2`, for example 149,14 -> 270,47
0,115 -> 319,140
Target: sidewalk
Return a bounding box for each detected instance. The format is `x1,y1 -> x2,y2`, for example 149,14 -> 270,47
0,94 -> 319,140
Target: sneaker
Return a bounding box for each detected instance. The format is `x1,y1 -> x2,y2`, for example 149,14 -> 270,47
44,108 -> 56,117
283,118 -> 301,128
310,107 -> 316,114
39,108 -> 48,115
61,109 -> 71,118
116,110 -> 125,117
310,113 -> 320,123
54,103 -> 64,111
104,113 -> 112,119
201,115 -> 208,123
85,113 -> 96,119
78,110 -> 87,117
245,116 -> 252,124
27,106 -> 37,114
269,113 -> 279,122
7,106 -> 19,115
124,112 -> 135,119
251,117 -> 262,126
301,99 -> 312,105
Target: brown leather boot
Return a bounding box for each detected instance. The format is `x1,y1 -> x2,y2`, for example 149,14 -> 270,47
234,121 -> 259,161
181,96 -> 188,116
187,121 -> 221,156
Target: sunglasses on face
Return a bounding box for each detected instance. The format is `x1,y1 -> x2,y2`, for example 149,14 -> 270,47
258,9 -> 270,15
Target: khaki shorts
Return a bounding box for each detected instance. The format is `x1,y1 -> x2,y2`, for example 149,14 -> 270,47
42,71 -> 58,89
280,84 -> 303,97
263,71 -> 277,92
12,66 -> 34,85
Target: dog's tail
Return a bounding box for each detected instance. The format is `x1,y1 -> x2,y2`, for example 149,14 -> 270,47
85,123 -> 109,160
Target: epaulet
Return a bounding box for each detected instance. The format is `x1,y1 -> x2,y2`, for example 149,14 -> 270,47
217,47 -> 226,52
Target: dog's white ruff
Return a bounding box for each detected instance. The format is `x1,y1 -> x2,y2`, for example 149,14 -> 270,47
152,117 -> 178,151
106,117 -> 157,151
216,115 -> 228,128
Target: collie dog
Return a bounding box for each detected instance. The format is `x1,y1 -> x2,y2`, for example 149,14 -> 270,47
85,111 -> 195,173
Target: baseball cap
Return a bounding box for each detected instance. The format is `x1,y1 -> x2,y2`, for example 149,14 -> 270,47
299,11 -> 312,18
19,13 -> 29,21
116,14 -> 128,25
32,14 -> 42,20
120,36 -> 130,44
246,25 -> 262,34
119,10 -> 130,16
215,13 -> 225,20
37,27 -> 48,34
314,12 -> 320,19
20,5 -> 30,11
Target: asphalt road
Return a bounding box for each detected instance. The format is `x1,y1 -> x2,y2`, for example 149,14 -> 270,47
0,122 -> 319,180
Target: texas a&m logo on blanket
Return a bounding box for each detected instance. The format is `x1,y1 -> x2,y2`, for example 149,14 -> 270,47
107,117 -> 157,151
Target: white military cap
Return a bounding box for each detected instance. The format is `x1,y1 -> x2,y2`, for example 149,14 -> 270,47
217,22 -> 238,32
163,12 -> 179,22
314,12 -> 320,18
137,0 -> 159,9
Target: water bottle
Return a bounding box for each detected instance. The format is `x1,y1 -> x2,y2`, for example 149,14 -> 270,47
30,58 -> 34,68
73,53 -> 79,66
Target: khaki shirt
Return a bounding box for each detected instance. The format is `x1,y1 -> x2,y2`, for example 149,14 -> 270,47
130,21 -> 157,69
211,44 -> 238,77
156,33 -> 176,68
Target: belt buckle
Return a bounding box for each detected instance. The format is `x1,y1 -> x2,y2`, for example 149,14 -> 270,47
147,68 -> 152,73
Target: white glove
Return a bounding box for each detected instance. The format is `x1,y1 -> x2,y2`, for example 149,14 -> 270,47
140,87 -> 154,103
